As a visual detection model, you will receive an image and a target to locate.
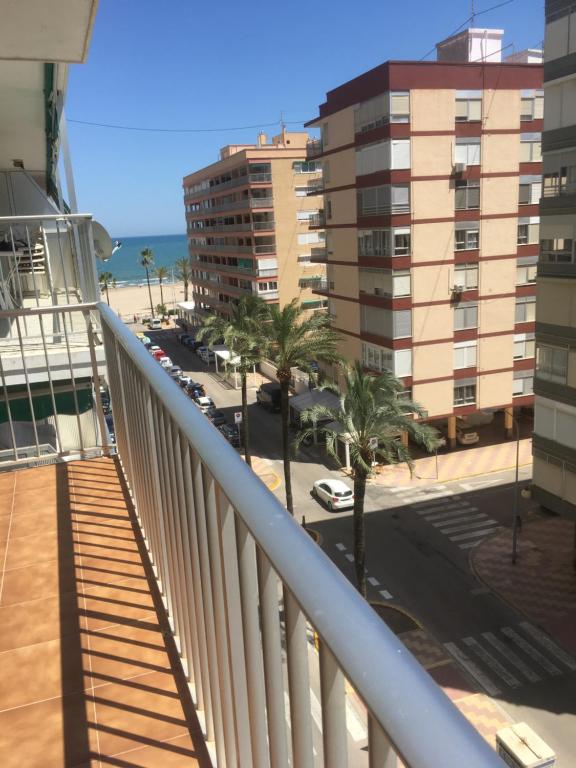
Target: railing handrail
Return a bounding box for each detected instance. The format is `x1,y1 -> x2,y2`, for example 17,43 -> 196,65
0,213 -> 94,223
98,299 -> 502,768
0,301 -> 98,319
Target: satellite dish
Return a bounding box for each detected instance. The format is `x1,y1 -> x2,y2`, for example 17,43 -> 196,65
92,221 -> 115,262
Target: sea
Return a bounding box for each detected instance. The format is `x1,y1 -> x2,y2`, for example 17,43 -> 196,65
96,233 -> 188,287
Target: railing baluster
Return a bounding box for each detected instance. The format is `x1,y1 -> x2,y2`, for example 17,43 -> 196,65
368,716 -> 397,768
319,641 -> 348,768
284,589 -> 314,768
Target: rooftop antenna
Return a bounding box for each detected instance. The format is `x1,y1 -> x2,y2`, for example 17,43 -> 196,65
280,110 -> 286,131
470,0 -> 476,25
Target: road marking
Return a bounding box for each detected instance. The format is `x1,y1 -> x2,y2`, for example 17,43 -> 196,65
367,576 -> 380,586
429,510 -> 483,526
410,493 -> 456,508
416,502 -> 471,516
459,540 -> 483,550
520,622 -> 576,671
444,642 -> 501,696
335,543 -> 346,551
449,527 -> 501,542
459,478 -> 502,491
345,697 -> 368,742
423,507 -> 479,522
386,486 -> 416,493
345,553 -> 355,562
463,637 -> 521,688
501,627 -> 561,676
439,517 -> 496,535
379,590 -> 393,600
482,632 -> 541,683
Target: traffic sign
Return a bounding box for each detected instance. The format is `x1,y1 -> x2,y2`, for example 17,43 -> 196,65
368,437 -> 378,450
234,412 -> 243,424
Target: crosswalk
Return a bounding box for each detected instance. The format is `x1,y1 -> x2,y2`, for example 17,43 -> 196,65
445,622 -> 576,696
390,485 -> 501,550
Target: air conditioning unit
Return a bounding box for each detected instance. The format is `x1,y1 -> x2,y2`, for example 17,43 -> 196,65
453,162 -> 467,174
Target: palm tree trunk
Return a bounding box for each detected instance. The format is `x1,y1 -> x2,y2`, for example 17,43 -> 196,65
183,279 -> 189,301
145,268 -> 154,317
280,379 -> 294,515
105,283 -> 110,305
159,280 -> 164,309
353,467 -> 368,597
241,370 -> 251,467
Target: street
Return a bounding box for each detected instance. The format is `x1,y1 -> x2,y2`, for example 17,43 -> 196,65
142,327 -> 575,765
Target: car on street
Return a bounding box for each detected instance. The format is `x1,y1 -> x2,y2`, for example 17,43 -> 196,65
183,337 -> 202,351
219,423 -> 241,447
196,346 -> 215,363
256,382 -> 281,412
206,408 -> 226,427
177,333 -> 191,344
178,375 -> 193,388
159,356 -> 173,369
185,381 -> 206,397
195,395 -> 215,413
148,317 -> 162,330
312,479 -> 354,511
151,348 -> 167,360
169,365 -> 183,379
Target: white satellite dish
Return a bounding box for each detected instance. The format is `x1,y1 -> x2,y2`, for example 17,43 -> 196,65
92,221 -> 115,262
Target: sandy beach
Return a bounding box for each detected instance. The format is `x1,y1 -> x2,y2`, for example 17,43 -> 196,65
100,281 -> 189,320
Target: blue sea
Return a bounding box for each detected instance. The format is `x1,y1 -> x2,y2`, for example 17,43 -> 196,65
96,233 -> 188,287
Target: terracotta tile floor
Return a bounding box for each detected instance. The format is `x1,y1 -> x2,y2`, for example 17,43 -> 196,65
0,458 -> 211,768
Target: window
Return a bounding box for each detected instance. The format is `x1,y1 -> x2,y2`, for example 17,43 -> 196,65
393,309 -> 412,338
258,281 -> 277,292
519,175 -> 542,205
390,92 -> 410,123
454,302 -> 478,330
362,343 -> 412,377
357,185 -> 410,215
455,138 -> 481,166
354,91 -> 410,133
517,217 -> 539,245
513,370 -> 534,396
454,263 -> 478,289
454,380 -> 476,405
520,90 -> 544,121
454,341 -> 477,369
360,306 -> 412,338
355,140 -> 411,175
514,333 -> 536,359
357,227 -> 411,257
297,232 -> 324,245
540,238 -> 575,263
535,398 -> 576,450
543,165 -> 576,197
455,180 -> 480,210
295,186 -> 308,197
520,133 -> 542,163
293,161 -> 321,173
455,91 -> 482,122
297,254 -> 311,264
455,222 -> 479,250
516,258 -> 537,284
359,268 -> 411,297
536,345 -> 568,384
515,296 -> 536,323
296,210 -> 318,222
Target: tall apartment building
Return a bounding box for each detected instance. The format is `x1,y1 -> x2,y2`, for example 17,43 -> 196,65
182,131 -> 326,320
533,0 -> 576,519
307,28 -> 543,446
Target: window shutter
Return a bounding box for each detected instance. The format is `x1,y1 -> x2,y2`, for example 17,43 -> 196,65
468,100 -> 482,121
455,100 -> 467,119
391,93 -> 409,116
393,310 -> 412,338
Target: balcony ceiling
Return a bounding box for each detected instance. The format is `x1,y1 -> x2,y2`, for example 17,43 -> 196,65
0,0 -> 98,63
0,61 -> 48,174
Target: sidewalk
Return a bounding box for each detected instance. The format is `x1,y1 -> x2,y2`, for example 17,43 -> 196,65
473,517 -> 576,655
369,438 -> 533,487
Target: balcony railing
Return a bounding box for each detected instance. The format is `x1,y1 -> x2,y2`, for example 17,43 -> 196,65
191,242 -> 276,257
309,211 -> 326,227
188,197 -> 274,216
306,139 -> 323,158
310,245 -> 327,262
306,178 -> 325,195
309,277 -> 329,292
185,172 -> 272,201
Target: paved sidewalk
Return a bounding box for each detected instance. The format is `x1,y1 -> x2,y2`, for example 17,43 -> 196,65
369,438 -> 532,487
473,517 -> 576,655
250,456 -> 282,492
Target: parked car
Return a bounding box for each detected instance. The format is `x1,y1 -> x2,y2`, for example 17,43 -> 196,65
152,349 -> 167,361
195,395 -> 215,413
206,408 -> 226,427
312,479 -> 354,511
456,426 -> 479,446
148,317 -> 162,330
169,365 -> 183,379
105,413 -> 115,444
178,375 -> 192,388
219,423 -> 241,448
183,337 -> 202,351
196,346 -> 215,364
177,333 -> 191,344
256,382 -> 281,413
159,356 -> 173,369
185,381 -> 206,397
149,345 -> 160,354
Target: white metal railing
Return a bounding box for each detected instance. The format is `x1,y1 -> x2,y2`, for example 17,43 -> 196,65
98,300 -> 501,768
185,173 -> 272,201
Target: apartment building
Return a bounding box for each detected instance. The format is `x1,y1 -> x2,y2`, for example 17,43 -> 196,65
307,28 -> 543,446
533,0 -> 576,519
182,130 -> 326,320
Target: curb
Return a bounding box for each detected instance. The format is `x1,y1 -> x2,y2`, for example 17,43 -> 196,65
372,459 -> 533,488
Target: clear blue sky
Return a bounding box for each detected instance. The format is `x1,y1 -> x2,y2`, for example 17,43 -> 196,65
67,0 -> 545,237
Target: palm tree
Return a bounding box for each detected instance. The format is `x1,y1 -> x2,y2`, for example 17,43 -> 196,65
262,300 -> 341,515
139,248 -> 155,317
197,295 -> 267,467
99,271 -> 115,305
301,361 -> 441,596
155,266 -> 169,309
175,258 -> 191,301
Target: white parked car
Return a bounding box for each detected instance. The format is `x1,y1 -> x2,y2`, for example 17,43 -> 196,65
148,317 -> 162,330
312,479 -> 354,511
159,356 -> 173,369
197,346 -> 215,364
195,395 -> 215,413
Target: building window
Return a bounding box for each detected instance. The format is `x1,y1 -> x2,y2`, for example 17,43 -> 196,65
455,179 -> 480,210
519,175 -> 542,205
520,133 -> 542,163
454,263 -> 479,289
359,268 -> 411,298
515,296 -> 536,323
534,398 -> 576,449
295,186 -> 309,197
514,333 -> 536,359
517,217 -> 539,245
455,138 -> 481,166
454,381 -> 476,405
297,232 -> 324,245
356,140 -> 411,175
390,92 -> 410,123
258,281 -> 278,292
454,341 -> 477,369
362,342 -> 412,377
516,260 -> 537,284
454,302 -> 478,330
520,89 -> 544,121
543,165 -> 576,197
357,185 -> 410,216
297,254 -> 311,264
357,227 -> 411,257
540,238 -> 575,263
360,306 -> 412,339
354,91 -> 410,133
513,370 -> 534,396
296,210 -> 319,222
455,222 -> 480,250
293,161 -> 321,173
455,91 -> 482,122
536,345 -> 568,384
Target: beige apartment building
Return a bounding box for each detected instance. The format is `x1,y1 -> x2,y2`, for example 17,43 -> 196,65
307,28 -> 543,445
182,131 -> 326,320
533,0 -> 576,520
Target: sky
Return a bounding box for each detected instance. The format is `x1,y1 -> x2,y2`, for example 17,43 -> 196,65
67,0 -> 545,238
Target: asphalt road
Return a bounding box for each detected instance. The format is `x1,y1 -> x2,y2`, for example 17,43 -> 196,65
143,327 -> 575,765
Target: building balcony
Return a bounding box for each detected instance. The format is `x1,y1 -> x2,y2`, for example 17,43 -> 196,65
310,277 -> 330,293
185,172 -> 272,201
310,245 -> 328,262
309,211 -> 326,228
306,178 -> 325,195
306,139 -> 323,158
0,299 -> 503,768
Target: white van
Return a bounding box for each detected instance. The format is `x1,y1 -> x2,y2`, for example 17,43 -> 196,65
148,317 -> 162,330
